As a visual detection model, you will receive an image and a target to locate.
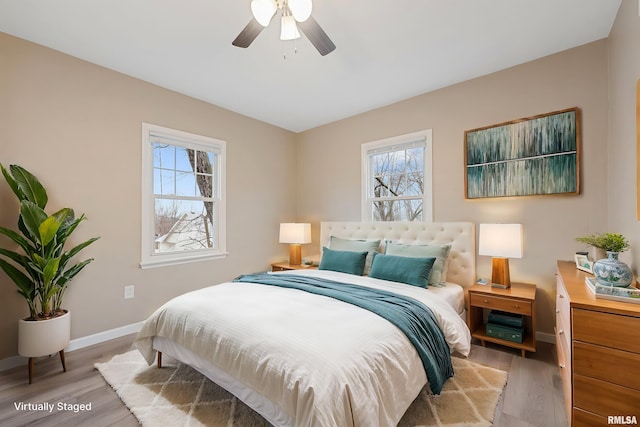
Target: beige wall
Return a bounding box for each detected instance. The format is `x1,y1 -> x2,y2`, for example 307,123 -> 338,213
608,0 -> 640,269
296,40 -> 611,336
0,33 -> 297,359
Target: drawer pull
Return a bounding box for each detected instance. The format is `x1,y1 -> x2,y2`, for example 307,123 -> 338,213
483,299 -> 489,303
555,309 -> 560,313
559,363 -> 565,369
559,294 -> 564,299
513,304 -> 520,308
558,329 -> 564,335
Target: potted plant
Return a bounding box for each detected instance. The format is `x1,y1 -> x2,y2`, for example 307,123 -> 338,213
576,232 -> 632,287
0,164 -> 99,382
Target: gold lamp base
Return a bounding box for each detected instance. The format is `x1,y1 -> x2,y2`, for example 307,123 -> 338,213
491,257 -> 511,289
289,244 -> 302,265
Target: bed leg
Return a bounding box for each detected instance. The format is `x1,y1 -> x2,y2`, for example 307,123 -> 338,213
157,351 -> 162,368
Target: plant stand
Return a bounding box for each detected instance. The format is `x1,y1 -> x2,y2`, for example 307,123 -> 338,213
28,350 -> 66,384
19,310 -> 71,383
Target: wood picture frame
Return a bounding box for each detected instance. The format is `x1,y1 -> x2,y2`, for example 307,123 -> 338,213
464,108 -> 580,199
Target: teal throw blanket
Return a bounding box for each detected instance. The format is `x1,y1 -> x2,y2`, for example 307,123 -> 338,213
233,273 -> 453,394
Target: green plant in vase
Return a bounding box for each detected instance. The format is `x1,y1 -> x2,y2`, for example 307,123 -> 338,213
576,232 -> 632,287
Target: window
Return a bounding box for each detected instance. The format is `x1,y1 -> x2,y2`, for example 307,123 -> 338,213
141,123 -> 227,268
361,130 -> 432,222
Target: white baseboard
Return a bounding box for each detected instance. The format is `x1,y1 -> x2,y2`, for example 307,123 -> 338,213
0,321 -> 144,372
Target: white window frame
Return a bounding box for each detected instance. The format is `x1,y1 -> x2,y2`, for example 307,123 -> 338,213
140,123 -> 227,268
361,129 -> 433,222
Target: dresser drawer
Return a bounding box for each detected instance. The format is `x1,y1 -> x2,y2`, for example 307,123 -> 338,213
573,341 -> 640,391
469,293 -> 532,316
574,374 -> 640,416
573,309 -> 640,353
572,408 -> 608,427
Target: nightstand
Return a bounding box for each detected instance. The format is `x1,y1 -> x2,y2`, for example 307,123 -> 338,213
271,262 -> 318,272
467,282 -> 537,357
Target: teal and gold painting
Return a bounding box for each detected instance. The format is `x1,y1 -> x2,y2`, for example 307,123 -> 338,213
465,108 -> 580,199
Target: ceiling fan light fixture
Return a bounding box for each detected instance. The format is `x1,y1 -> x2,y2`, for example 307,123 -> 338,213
251,0 -> 277,27
280,14 -> 301,41
288,0 -> 312,22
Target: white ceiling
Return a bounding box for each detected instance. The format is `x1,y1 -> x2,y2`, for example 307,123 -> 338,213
0,0 -> 621,132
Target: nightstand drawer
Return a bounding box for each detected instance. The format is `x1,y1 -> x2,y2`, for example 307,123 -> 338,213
573,309 -> 640,353
469,293 -> 532,316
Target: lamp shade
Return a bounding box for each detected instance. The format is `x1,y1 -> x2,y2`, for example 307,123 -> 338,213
478,224 -> 523,258
280,15 -> 301,40
288,0 -> 312,22
279,223 -> 311,244
251,0 -> 277,27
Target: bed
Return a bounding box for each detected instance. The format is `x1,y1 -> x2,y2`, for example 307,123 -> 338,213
135,221 -> 475,426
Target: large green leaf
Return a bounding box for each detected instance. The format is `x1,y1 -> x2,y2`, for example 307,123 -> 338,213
9,164 -> 48,209
38,216 -> 61,247
0,225 -> 36,254
65,237 -> 99,260
0,258 -> 35,300
1,163 -> 24,201
42,257 -> 61,286
19,200 -> 48,244
58,258 -> 94,287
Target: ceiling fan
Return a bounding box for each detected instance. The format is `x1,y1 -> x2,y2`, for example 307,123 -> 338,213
232,0 -> 336,56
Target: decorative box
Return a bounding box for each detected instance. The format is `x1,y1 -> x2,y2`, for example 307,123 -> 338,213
486,323 -> 524,343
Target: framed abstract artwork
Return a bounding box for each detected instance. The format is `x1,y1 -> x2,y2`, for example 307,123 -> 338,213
464,108 -> 580,199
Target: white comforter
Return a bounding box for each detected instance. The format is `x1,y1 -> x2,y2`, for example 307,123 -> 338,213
135,269 -> 471,427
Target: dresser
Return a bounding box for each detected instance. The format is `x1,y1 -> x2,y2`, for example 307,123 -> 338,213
556,260 -> 640,426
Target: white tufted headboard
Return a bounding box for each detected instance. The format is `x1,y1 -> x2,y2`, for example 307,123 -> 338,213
320,222 -> 476,288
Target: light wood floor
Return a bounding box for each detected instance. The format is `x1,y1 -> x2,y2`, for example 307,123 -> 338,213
0,335 -> 567,427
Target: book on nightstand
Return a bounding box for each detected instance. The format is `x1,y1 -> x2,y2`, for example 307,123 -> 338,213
585,277 -> 640,304
488,310 -> 524,328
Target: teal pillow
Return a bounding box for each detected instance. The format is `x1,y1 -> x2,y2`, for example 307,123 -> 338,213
329,236 -> 380,274
385,242 -> 451,286
319,247 -> 368,275
369,253 -> 436,288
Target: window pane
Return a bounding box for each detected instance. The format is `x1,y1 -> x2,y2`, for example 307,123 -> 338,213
389,173 -> 406,196
406,147 -> 424,172
154,169 -> 175,195
153,143 -> 175,169
196,151 -> 215,173
373,175 -> 389,197
195,173 -> 213,198
175,147 -> 194,172
372,199 -> 423,221
391,150 -> 406,174
154,199 -> 215,253
176,171 -> 196,197
406,172 -> 423,196
372,153 -> 388,176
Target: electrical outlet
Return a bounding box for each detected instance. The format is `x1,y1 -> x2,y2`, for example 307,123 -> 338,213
124,285 -> 135,299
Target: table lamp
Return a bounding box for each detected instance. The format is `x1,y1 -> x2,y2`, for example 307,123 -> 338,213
279,223 -> 311,265
478,223 -> 523,289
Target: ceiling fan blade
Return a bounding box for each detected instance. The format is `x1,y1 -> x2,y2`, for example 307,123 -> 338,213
298,16 -> 336,56
232,18 -> 264,48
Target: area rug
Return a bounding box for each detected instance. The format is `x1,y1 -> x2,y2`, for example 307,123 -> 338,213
95,350 -> 508,427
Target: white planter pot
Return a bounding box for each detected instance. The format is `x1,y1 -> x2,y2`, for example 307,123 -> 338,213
18,310 -> 70,357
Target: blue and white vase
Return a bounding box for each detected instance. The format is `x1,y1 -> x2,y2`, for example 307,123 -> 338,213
593,251 -> 633,288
